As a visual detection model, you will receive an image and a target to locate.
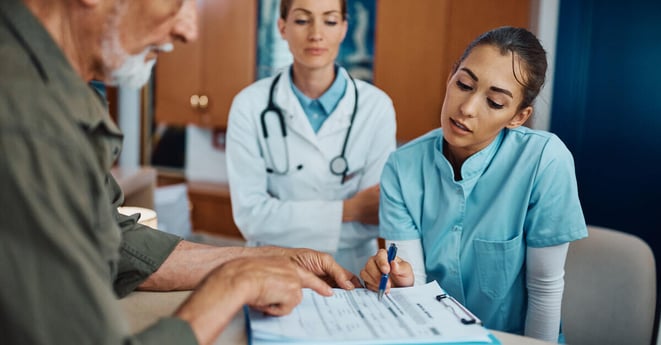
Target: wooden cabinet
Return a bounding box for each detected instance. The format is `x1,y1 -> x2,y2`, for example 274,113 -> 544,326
373,0 -> 531,141
157,172 -> 243,239
187,181 -> 242,239
154,0 -> 257,128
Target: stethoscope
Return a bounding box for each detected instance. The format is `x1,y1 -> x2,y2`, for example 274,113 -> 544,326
260,72 -> 358,184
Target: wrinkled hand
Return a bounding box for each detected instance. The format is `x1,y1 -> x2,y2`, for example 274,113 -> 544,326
215,257 -> 332,314
343,184 -> 380,225
360,248 -> 414,293
176,256 -> 335,345
255,247 -> 362,290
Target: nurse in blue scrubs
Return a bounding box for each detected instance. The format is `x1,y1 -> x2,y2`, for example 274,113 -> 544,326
360,26 -> 587,343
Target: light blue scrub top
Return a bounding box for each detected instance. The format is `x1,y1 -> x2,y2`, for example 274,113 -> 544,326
379,127 -> 587,334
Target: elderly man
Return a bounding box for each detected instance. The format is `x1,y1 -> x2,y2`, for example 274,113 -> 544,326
0,1 -> 358,344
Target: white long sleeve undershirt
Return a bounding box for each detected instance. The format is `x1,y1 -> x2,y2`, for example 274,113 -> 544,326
524,243 -> 568,342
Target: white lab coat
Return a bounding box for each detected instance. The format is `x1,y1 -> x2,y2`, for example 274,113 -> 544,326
226,67 -> 396,275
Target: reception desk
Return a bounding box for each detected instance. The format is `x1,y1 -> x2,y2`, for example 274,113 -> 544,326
120,291 -> 557,345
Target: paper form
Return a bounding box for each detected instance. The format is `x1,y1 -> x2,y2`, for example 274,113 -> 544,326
248,281 -> 497,344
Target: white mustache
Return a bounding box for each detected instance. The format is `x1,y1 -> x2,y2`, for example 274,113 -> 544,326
155,43 -> 174,53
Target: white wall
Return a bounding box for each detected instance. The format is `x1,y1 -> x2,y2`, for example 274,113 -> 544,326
117,87 -> 142,168
530,0 -> 560,131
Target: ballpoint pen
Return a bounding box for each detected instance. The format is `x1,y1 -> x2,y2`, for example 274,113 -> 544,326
378,243 -> 398,301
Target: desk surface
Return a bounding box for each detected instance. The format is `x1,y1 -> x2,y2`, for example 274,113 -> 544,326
120,291 -> 557,345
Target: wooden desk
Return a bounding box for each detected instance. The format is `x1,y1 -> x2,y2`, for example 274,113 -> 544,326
120,291 -> 557,345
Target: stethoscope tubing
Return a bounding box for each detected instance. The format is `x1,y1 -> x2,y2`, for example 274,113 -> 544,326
261,72 -> 358,183
331,75 -> 358,183
260,74 -> 290,175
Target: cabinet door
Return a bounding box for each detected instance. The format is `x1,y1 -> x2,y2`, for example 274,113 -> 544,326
188,181 -> 243,239
154,27 -> 203,126
202,0 -> 257,128
373,0 -> 450,142
374,0 -> 530,141
155,0 -> 257,128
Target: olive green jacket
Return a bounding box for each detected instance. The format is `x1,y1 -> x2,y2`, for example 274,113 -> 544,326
0,0 -> 197,343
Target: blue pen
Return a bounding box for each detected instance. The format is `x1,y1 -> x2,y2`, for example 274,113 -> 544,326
378,243 -> 398,301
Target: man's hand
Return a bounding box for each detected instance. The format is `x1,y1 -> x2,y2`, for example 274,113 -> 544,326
342,184 -> 380,224
288,248 -> 363,289
360,248 -> 414,293
140,241 -> 362,292
175,256 -> 334,345
250,247 -> 362,290
209,256 -> 333,314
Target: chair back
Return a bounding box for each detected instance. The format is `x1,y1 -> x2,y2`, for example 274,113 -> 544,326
562,226 -> 656,345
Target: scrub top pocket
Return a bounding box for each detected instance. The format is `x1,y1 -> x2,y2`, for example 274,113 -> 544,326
473,232 -> 524,300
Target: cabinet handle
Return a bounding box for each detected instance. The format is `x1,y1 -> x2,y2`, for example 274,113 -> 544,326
190,94 -> 200,108
199,95 -> 209,109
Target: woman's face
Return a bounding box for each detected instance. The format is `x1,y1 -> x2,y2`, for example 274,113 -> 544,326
440,44 -> 532,159
278,0 -> 347,72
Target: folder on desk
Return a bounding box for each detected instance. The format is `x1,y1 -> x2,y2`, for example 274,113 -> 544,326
246,281 -> 501,345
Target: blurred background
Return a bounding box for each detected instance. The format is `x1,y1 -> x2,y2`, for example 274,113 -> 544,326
106,1 -> 661,342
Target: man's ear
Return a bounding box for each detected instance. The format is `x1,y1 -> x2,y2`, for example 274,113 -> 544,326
506,106 -> 532,128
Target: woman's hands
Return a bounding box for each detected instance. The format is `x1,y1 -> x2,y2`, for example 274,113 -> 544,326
360,247 -> 415,293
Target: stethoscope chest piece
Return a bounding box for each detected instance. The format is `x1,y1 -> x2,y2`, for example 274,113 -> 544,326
329,155 -> 349,176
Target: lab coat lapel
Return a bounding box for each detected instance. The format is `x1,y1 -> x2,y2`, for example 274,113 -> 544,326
316,69 -> 354,163
275,72 -> 319,147
316,71 -> 354,139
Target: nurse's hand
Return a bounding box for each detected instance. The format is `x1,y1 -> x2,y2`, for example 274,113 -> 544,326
343,184 -> 380,225
360,248 -> 414,293
247,246 -> 362,290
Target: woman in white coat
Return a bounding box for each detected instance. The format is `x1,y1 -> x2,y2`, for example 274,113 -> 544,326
226,0 -> 396,275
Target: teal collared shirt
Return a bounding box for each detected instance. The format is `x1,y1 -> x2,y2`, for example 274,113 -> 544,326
379,127 -> 587,334
290,66 -> 347,133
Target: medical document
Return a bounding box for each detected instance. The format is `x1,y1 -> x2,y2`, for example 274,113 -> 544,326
247,281 -> 499,344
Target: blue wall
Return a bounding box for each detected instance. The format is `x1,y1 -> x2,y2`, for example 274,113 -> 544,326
551,0 -> 661,339
552,0 -> 661,249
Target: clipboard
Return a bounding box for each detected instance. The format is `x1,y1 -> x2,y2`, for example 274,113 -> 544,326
246,281 -> 501,345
